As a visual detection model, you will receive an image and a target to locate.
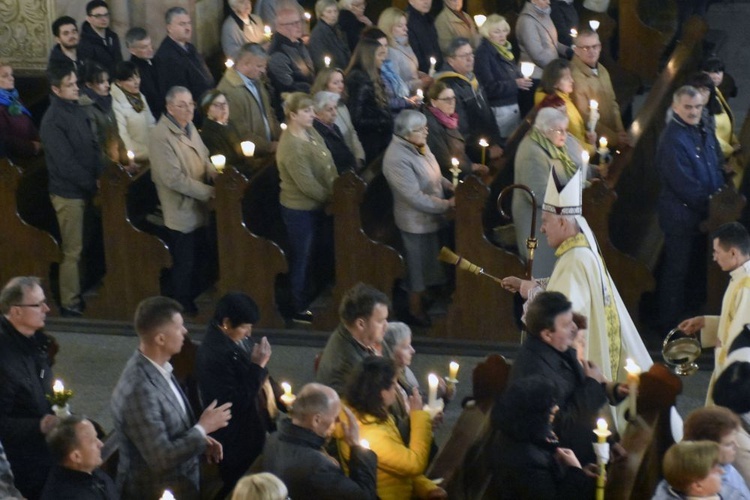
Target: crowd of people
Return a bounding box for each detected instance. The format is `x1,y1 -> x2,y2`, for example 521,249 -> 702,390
1,0 -> 749,497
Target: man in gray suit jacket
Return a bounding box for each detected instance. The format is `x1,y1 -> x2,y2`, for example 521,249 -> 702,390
111,297 -> 232,499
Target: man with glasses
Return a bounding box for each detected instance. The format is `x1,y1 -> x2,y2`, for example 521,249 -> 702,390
150,87 -> 218,315
78,0 -> 123,73
570,28 -> 628,148
125,27 -> 162,119
0,277 -> 58,499
267,6 -> 314,118
154,7 -> 215,125
435,37 -> 503,164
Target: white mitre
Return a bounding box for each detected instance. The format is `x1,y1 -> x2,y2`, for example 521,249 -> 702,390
542,167 -> 583,215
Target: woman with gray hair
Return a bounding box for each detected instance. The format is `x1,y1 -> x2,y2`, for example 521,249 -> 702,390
222,0 -> 266,59
312,91 -> 359,173
383,110 -> 454,327
308,0 -> 351,72
511,106 -> 586,277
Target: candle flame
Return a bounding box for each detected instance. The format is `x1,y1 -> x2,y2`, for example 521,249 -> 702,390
478,138 -> 489,148
416,89 -> 423,99
281,382 -> 292,396
589,20 -> 600,31
473,15 -> 486,28
53,379 -> 64,393
589,99 -> 599,110
428,373 -> 439,387
359,439 -> 370,449
596,418 -> 607,433
160,490 -> 176,500
127,150 -> 135,161
570,28 -> 578,38
581,151 -> 590,164
520,62 -> 535,78
210,154 -> 226,169
451,157 -> 459,167
599,137 -> 608,149
225,59 -> 234,68
264,25 -> 272,35
280,123 -> 288,131
324,56 -> 331,67
304,12 -> 311,20
624,358 -> 641,375
430,57 -> 436,65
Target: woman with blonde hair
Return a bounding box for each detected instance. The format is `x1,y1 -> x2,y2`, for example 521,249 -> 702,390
277,92 -> 338,323
378,7 -> 431,93
231,472 -> 288,500
474,14 -> 531,138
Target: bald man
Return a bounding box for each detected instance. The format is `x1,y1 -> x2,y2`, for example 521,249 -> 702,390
258,383 -> 378,499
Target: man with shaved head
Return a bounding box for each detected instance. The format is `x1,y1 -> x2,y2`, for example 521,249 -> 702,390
258,383 -> 377,499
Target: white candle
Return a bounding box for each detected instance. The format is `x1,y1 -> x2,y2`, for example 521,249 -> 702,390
520,62 -> 535,79
589,19 -> 600,31
127,150 -> 135,162
225,59 -> 234,69
589,99 -> 599,111
264,25 -> 272,41
478,138 -> 489,148
588,100 -> 599,133
429,56 -> 437,77
599,137 -> 608,150
625,358 -> 641,418
594,418 -> 609,443
450,157 -> 460,188
473,15 -> 486,28
241,141 -> 255,157
428,373 -> 438,406
304,12 -> 312,24
324,56 -> 331,68
210,154 -> 226,173
570,28 -> 578,39
160,490 -> 176,500
53,379 -> 64,394
359,439 -> 370,449
416,88 -> 423,100
280,123 -> 287,131
449,361 -> 459,380
280,382 -> 296,406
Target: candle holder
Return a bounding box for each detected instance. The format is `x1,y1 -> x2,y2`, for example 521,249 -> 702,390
210,154 -> 226,174
241,141 -> 256,157
422,398 -> 445,419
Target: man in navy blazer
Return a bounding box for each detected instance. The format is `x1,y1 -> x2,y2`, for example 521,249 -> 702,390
110,296 -> 232,499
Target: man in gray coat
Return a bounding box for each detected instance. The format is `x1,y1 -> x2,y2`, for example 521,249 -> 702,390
110,296 -> 232,499
316,283 -> 391,394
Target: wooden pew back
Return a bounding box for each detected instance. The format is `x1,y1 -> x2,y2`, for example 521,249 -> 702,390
618,0 -> 678,84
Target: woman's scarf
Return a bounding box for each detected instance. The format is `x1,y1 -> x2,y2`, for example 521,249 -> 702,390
427,105 -> 459,129
116,83 -> 145,114
491,40 -> 514,62
83,87 -> 113,114
0,88 -> 31,116
529,126 -> 578,178
380,59 -> 409,98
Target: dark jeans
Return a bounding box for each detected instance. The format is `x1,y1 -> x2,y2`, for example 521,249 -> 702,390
167,225 -> 215,311
659,229 -> 707,327
280,206 -> 333,312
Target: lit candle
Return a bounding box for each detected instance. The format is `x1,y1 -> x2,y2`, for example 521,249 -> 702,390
359,439 -> 370,449
592,418 -> 611,500
479,138 -> 489,166
225,58 -> 234,69
416,88 -> 423,100
520,62 -> 535,79
581,151 -> 590,181
304,11 -> 311,26
428,373 -> 438,407
473,15 -> 486,28
160,490 -> 176,500
429,56 -> 437,77
570,28 -> 578,39
599,137 -> 608,150
280,123 -> 287,131
324,55 -> 331,68
280,382 -> 296,406
241,141 -> 256,157
264,25 -> 272,41
450,157 -> 460,188
449,361 -> 459,380
53,379 -> 64,394
588,99 -> 599,133
589,99 -> 599,111
594,418 -> 608,443
210,154 -> 226,173
589,19 -> 600,31
127,150 -> 135,162
625,358 -> 641,419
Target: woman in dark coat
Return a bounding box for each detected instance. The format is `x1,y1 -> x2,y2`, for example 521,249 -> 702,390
0,61 -> 42,163
195,292 -> 279,497
344,38 -> 393,164
308,0 -> 352,71
198,89 -> 256,176
491,375 -> 594,500
338,0 -> 373,51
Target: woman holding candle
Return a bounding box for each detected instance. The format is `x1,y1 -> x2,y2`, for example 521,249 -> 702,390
199,89 -> 257,176
111,61 -> 156,163
474,15 -> 532,138
490,375 -> 594,499
0,60 -> 42,163
196,292 -> 280,497
344,38 -> 395,163
534,58 -> 596,154
277,92 -> 338,323
383,110 -> 454,327
425,81 -> 489,181
312,68 -> 367,166
308,0 -> 351,72
341,356 -> 447,499
512,106 -> 586,277
378,8 -> 432,94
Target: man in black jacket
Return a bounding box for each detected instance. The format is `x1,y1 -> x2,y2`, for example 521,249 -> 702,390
435,37 -> 503,163
258,383 -> 378,500
40,62 -> 104,316
78,0 -> 123,73
0,277 -> 58,500
48,17 -> 85,73
509,291 -> 610,466
406,0 -> 443,74
154,7 -> 215,124
40,416 -> 116,500
125,27 -> 162,119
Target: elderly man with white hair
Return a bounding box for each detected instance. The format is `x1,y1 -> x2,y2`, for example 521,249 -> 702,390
313,91 -> 360,173
512,107 -> 586,277
383,110 -> 454,327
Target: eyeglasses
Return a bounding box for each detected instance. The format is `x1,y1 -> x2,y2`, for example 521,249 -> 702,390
547,128 -> 567,136
13,300 -> 48,308
452,52 -> 474,59
173,102 -> 196,110
90,12 -> 110,18
436,96 -> 456,102
576,43 -> 601,53
411,126 -> 429,133
278,20 -> 303,26
211,101 -> 229,108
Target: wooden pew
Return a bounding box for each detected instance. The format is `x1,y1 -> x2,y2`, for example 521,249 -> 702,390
427,354 -> 511,498
618,0 -> 678,84
606,363 -> 682,499
87,165 -> 171,320
0,158 -> 60,301
214,164 -> 288,328
312,170 -> 406,330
